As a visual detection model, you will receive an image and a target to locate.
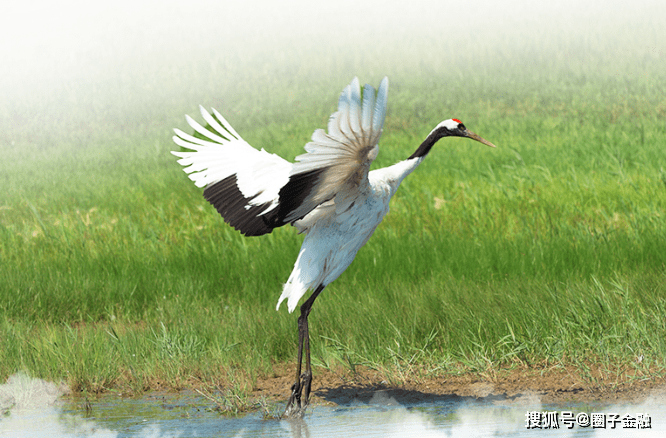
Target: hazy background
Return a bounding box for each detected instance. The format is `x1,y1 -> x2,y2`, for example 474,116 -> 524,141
2,0 -> 664,144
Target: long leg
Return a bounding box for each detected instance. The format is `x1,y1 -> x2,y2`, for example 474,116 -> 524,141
283,307 -> 308,417
282,284 -> 325,419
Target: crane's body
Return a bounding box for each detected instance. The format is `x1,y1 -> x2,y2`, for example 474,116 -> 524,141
280,159 -> 419,312
171,77 -> 495,418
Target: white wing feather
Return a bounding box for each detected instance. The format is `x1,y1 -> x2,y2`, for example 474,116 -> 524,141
171,106 -> 291,211
285,77 -> 388,221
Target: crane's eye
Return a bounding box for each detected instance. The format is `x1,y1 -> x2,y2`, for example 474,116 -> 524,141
458,123 -> 466,131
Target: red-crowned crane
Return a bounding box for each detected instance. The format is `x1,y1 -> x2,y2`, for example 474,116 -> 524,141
171,77 -> 496,418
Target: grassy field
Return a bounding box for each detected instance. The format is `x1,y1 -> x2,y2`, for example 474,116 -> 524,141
2,3 -> 666,402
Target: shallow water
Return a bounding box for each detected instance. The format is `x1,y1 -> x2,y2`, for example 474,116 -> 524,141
1,374 -> 663,437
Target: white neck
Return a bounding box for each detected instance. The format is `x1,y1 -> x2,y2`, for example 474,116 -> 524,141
371,157 -> 425,195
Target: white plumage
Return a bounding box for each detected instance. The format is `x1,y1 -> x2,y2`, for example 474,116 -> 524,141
172,108 -> 290,214
171,77 -> 495,418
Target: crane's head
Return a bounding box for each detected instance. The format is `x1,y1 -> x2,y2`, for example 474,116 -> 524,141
430,119 -> 496,148
409,118 -> 496,159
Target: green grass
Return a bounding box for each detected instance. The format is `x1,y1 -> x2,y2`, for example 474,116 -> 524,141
2,14 -> 666,397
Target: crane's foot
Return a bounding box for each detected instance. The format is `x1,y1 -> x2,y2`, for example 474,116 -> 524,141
282,379 -> 302,419
282,371 -> 312,419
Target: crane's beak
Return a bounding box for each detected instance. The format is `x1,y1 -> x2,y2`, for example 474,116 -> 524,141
465,130 -> 496,148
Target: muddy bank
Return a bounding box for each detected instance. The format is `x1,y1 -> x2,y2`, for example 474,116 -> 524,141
254,363 -> 665,407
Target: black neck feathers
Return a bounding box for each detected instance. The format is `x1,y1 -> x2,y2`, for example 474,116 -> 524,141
408,126 -> 450,159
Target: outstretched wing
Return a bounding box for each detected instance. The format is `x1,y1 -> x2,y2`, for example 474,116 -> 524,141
171,106 -> 292,236
171,77 -> 389,236
282,77 -> 388,222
